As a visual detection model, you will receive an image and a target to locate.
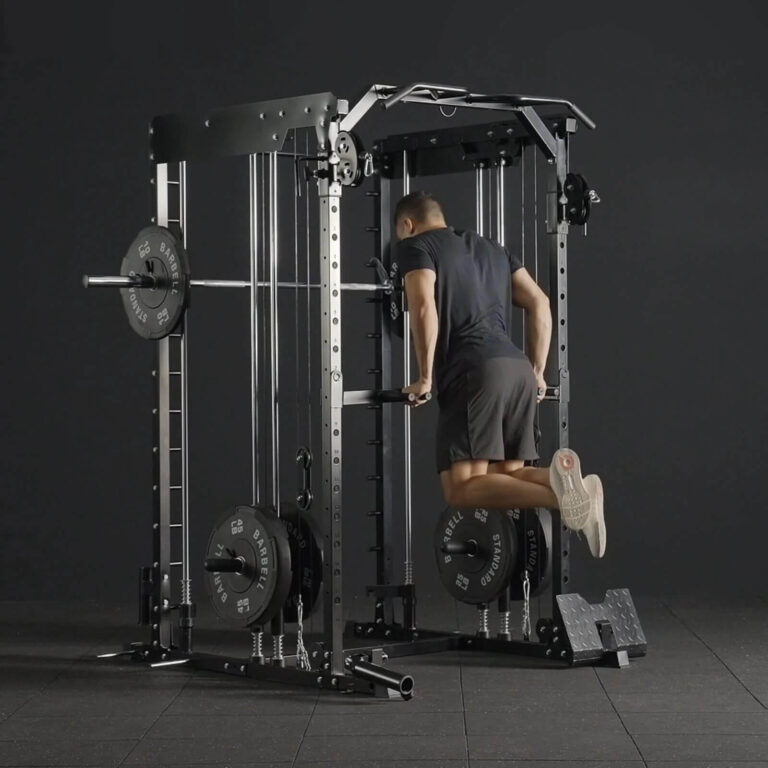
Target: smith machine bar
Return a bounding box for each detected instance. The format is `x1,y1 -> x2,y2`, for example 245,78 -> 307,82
85,83 -> 646,700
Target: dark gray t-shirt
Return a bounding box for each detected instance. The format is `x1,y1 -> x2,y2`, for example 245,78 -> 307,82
396,226 -> 527,400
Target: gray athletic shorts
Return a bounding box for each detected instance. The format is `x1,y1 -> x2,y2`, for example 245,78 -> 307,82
435,356 -> 540,474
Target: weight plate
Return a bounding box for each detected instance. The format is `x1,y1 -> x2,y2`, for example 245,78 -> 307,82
279,502 -> 323,622
120,225 -> 190,340
204,505 -> 292,628
509,507 -> 552,600
434,506 -> 518,604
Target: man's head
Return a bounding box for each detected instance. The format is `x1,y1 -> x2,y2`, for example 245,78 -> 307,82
394,190 -> 447,241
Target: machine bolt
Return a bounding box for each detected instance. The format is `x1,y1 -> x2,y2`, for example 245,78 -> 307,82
381,653 -> 389,662
331,677 -> 338,687
240,665 -> 246,672
161,653 -> 167,660
317,676 -> 323,685
152,624 -> 158,630
224,662 -> 229,670
560,650 -> 566,658
546,648 -> 552,656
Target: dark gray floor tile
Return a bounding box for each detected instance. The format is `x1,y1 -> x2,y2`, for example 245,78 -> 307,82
611,690 -> 765,713
306,711 -> 465,736
623,711 -> 768,734
296,762 -> 468,768
597,669 -> 746,695
15,688 -> 182,718
123,736 -> 298,764
0,739 -> 134,767
146,713 -> 310,739
462,690 -> 614,713
647,763 -> 768,768
471,762 -> 643,768
461,667 -> 603,695
636,733 -> 768,761
0,695 -> 29,721
297,733 -> 467,762
465,710 -> 625,735
165,681 -> 317,716
0,715 -> 155,740
468,730 -> 641,761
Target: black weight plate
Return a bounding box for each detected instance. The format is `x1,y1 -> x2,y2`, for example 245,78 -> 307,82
508,507 -> 552,600
204,505 -> 292,628
120,225 -> 190,340
435,506 -> 518,605
279,502 -> 323,622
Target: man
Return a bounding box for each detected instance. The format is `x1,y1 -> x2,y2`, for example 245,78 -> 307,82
395,190 -> 606,557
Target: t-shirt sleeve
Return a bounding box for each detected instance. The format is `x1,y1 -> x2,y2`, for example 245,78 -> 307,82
396,240 -> 435,276
503,246 -> 524,275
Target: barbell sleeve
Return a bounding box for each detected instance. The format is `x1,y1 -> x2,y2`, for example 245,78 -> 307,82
441,540 -> 479,556
83,275 -> 157,289
346,657 -> 415,700
203,556 -> 246,574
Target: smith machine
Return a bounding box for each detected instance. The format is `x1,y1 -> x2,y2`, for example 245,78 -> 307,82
84,82 -> 646,700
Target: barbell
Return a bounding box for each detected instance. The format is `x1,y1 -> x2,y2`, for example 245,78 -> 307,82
83,225 -> 395,341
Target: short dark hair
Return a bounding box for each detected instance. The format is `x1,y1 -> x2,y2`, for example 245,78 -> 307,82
393,190 -> 445,226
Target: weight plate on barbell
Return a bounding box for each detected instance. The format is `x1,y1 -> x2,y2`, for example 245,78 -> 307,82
120,225 -> 190,340
508,507 -> 552,600
434,506 -> 519,605
279,502 -> 323,622
204,505 -> 292,628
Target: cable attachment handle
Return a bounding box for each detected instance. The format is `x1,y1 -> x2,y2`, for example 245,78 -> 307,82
296,446 -> 313,512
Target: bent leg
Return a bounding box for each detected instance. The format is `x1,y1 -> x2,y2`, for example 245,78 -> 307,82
441,459 -> 558,510
489,460 -> 551,489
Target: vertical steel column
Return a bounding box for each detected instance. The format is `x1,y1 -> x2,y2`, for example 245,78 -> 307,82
475,166 -> 483,235
546,131 -> 572,598
151,162 -> 172,651
249,154 -> 260,507
318,160 -> 344,674
401,151 -> 413,591
495,162 -> 505,245
268,151 -> 284,660
269,152 -> 280,516
374,173 -> 394,624
179,162 -> 191,610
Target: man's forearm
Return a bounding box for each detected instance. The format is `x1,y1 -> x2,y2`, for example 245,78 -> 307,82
409,302 -> 438,382
526,300 -> 552,374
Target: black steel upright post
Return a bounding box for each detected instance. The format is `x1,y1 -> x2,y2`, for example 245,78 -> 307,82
318,151 -> 345,676
372,173 -> 395,626
546,129 -> 572,603
151,162 -> 173,651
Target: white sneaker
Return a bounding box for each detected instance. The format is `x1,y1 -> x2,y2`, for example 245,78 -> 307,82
582,474 -> 606,558
549,448 -> 591,531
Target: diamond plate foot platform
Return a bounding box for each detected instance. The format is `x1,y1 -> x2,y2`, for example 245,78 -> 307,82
556,588 -> 647,664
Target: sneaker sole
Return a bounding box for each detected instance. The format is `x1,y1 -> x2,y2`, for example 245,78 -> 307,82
583,475 -> 606,558
549,449 -> 590,530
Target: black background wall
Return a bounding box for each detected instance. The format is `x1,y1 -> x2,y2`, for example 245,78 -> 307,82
1,0 -> 765,604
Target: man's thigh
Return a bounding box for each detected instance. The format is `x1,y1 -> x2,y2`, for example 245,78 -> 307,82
488,459 -> 525,475
440,458 -> 489,505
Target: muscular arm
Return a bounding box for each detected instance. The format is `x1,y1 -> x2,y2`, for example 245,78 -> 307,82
403,269 -> 438,384
511,267 -> 552,375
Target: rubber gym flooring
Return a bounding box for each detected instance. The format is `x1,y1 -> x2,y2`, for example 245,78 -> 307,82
1,594 -> 768,767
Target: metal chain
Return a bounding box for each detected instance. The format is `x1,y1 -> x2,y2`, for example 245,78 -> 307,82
522,570 -> 532,641
295,595 -> 310,670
